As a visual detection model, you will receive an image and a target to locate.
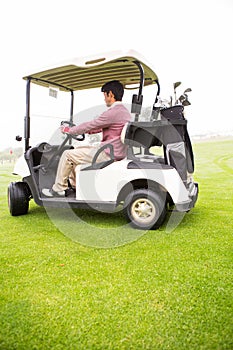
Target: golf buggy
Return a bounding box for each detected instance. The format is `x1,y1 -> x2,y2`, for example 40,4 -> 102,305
8,50 -> 198,230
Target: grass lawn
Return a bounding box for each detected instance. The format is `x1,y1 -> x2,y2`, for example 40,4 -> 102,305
0,139 -> 232,349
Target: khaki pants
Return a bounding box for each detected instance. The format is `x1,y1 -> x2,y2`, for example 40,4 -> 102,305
52,145 -> 110,192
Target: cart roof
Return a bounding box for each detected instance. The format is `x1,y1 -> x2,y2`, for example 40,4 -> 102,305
23,50 -> 158,92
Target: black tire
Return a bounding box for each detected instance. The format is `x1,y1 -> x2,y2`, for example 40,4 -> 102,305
8,182 -> 30,216
123,189 -> 166,230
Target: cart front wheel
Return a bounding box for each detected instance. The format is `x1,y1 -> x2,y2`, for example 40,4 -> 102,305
8,182 -> 30,216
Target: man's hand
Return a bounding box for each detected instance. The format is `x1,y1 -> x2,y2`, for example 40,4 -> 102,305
60,125 -> 70,134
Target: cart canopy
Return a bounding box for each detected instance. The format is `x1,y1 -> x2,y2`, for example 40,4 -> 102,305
23,50 -> 159,92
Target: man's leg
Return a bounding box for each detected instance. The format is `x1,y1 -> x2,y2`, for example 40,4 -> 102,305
52,149 -> 75,192
52,145 -> 110,192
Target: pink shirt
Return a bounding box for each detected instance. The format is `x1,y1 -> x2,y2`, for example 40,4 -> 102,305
69,102 -> 131,160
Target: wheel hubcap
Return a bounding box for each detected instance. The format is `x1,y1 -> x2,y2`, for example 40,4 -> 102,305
131,198 -> 156,224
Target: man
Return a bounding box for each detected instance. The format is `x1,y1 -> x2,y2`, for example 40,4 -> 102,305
42,80 -> 131,197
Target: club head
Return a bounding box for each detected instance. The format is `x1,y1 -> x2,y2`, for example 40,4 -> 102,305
182,99 -> 191,106
173,81 -> 181,90
178,95 -> 185,102
184,88 -> 192,93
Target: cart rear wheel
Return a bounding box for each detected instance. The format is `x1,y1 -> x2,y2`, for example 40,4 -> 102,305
123,189 -> 166,230
8,182 -> 30,216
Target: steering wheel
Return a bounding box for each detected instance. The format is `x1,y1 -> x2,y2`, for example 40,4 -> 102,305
33,121 -> 85,172
61,120 -> 85,141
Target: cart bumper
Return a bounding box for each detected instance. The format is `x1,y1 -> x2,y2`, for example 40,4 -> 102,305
175,182 -> 199,212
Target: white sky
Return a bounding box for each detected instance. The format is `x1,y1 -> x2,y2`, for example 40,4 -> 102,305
0,0 -> 233,150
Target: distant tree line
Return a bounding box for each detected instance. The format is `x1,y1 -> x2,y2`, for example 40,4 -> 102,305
0,147 -> 23,163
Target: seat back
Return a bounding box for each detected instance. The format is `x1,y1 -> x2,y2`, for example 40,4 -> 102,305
121,118 -> 194,182
121,122 -> 162,148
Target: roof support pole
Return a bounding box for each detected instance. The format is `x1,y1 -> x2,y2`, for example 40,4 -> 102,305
133,60 -> 144,97
150,80 -> 161,121
132,61 -> 144,121
69,90 -> 74,145
24,79 -> 31,151
70,90 -> 74,124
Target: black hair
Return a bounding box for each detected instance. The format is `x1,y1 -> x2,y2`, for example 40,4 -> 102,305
101,80 -> 124,101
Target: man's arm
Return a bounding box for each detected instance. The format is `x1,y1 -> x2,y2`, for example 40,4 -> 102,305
67,110 -> 111,135
88,128 -> 102,135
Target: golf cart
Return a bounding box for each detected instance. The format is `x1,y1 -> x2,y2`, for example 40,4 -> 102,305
8,50 -> 198,230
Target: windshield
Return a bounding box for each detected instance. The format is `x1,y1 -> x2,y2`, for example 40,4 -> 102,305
29,84 -> 71,146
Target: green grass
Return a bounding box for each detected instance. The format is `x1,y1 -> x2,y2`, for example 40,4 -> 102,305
0,140 -> 233,350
